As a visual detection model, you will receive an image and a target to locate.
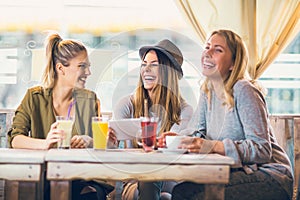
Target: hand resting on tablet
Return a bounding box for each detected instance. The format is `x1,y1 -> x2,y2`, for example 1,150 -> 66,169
108,118 -> 141,140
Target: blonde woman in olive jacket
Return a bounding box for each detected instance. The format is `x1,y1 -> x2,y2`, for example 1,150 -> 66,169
8,32 -> 113,200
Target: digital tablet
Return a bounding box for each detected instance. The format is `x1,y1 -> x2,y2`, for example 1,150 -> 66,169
108,118 -> 141,140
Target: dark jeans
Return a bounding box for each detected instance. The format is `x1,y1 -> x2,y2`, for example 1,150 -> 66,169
137,181 -> 163,200
122,180 -> 177,200
44,179 -> 112,200
72,180 -> 109,200
172,170 -> 290,200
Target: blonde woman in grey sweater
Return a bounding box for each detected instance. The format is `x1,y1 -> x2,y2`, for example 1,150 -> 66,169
172,30 -> 293,200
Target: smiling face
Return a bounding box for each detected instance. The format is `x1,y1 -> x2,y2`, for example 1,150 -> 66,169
140,50 -> 160,92
57,51 -> 91,89
201,33 -> 234,80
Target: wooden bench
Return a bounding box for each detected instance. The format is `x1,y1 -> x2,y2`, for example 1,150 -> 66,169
293,118 -> 300,200
270,115 -> 300,200
0,109 -> 14,200
0,109 -> 14,148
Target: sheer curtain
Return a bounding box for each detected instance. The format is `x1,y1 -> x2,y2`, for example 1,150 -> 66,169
175,0 -> 300,79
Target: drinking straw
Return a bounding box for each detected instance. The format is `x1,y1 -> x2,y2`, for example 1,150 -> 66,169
144,99 -> 149,118
67,99 -> 76,119
97,99 -> 101,117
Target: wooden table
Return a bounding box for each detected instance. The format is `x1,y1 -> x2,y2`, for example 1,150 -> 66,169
0,148 -> 47,200
46,148 -> 234,200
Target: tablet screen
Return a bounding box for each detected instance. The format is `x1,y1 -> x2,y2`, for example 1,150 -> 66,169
108,118 -> 141,140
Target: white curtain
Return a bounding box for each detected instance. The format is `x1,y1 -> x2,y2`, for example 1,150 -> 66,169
175,0 -> 300,79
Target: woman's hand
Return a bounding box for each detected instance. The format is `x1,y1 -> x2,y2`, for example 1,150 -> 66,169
179,137 -> 204,152
179,137 -> 224,154
71,135 -> 91,148
107,127 -> 118,148
157,131 -> 178,148
45,121 -> 62,149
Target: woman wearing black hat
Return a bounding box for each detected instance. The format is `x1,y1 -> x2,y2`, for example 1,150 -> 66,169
111,39 -> 193,200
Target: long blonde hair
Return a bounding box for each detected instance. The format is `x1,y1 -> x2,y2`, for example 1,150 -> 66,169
41,32 -> 87,89
133,50 -> 182,134
201,29 -> 251,108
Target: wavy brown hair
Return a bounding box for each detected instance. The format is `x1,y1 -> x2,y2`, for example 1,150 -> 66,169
132,50 -> 183,134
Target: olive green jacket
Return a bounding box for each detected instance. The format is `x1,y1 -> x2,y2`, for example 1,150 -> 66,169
8,86 -> 98,147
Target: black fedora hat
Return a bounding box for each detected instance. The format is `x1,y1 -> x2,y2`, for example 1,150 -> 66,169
139,39 -> 184,79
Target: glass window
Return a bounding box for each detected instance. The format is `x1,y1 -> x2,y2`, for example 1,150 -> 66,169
260,32 -> 300,114
0,1 -> 299,116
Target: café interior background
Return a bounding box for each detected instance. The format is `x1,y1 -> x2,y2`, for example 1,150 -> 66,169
0,0 -> 299,114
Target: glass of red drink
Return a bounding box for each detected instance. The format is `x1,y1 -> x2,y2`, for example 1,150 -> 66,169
140,117 -> 158,151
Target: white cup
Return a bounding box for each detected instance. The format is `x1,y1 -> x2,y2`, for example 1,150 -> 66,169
165,135 -> 186,150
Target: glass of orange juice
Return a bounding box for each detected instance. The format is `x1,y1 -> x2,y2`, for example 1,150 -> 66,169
92,116 -> 110,150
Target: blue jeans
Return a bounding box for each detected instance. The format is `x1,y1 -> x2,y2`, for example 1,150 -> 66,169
122,180 -> 177,200
172,170 -> 290,200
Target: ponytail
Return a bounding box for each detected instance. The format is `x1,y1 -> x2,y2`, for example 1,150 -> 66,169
41,31 -> 87,89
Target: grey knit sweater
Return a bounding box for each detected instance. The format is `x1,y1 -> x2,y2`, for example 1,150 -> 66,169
196,79 -> 293,198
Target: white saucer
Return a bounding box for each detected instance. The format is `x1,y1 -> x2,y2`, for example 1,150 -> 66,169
157,148 -> 188,154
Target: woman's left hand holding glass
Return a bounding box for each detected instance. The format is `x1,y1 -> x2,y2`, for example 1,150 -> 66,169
45,121 -> 63,149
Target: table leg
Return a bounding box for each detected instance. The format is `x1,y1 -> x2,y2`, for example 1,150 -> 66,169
19,182 -> 36,200
4,181 -> 41,200
50,180 -> 71,200
4,181 -> 18,200
204,184 -> 225,200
